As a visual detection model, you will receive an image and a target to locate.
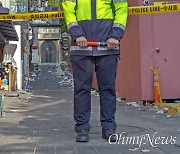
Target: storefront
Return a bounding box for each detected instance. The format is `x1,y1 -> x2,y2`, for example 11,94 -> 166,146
38,27 -> 61,64
1,44 -> 17,91
0,6 -> 19,92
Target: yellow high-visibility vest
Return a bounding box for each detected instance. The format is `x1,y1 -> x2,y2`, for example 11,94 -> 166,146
62,0 -> 128,30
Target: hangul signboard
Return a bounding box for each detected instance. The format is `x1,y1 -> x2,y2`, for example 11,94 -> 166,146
10,0 -> 28,14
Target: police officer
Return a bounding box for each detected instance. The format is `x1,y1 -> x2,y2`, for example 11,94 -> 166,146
62,0 -> 128,142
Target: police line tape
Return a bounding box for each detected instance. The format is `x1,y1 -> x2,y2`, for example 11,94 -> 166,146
0,11 -> 64,21
0,3 -> 180,21
128,3 -> 180,15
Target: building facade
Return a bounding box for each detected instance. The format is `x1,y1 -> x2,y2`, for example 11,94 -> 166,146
0,4 -> 19,91
31,4 -> 62,64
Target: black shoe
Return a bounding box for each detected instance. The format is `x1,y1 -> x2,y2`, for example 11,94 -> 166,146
76,129 -> 89,142
102,129 -> 117,142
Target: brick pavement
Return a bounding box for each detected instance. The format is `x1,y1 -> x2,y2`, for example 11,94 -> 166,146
0,65 -> 179,154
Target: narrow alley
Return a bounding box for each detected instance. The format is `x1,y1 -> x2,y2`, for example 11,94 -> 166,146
0,65 -> 180,154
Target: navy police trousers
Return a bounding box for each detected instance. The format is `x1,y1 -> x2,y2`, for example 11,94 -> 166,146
71,55 -> 118,132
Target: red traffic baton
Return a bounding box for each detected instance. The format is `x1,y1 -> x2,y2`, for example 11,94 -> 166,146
87,42 -> 107,47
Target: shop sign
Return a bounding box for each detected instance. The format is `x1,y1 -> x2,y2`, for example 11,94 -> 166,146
2,54 -> 17,69
10,0 -> 28,14
38,27 -> 59,34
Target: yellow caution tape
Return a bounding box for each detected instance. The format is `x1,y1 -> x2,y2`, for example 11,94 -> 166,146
0,3 -> 180,21
0,11 -> 64,21
128,3 -> 180,15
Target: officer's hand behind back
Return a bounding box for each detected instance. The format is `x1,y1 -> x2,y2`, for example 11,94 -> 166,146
107,38 -> 119,49
76,36 -> 87,48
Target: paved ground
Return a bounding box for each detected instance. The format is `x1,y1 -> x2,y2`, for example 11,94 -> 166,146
0,65 -> 180,154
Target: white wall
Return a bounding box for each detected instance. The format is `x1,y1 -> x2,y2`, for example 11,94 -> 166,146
0,0 -> 9,8
10,25 -> 22,90
32,49 -> 38,63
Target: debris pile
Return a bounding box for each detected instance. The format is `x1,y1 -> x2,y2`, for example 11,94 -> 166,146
55,63 -> 74,87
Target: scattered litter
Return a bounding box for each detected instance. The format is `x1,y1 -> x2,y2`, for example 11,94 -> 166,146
16,90 -> 27,94
29,78 -> 35,82
4,93 -> 19,97
116,97 -> 122,101
55,66 -> 74,87
27,116 -> 35,118
56,64 -> 60,67
53,129 -> 59,131
10,110 -> 18,112
129,149 -> 138,151
91,90 -> 99,96
94,92 -> 99,97
59,81 -> 64,84
141,149 -> 150,153
157,109 -> 164,114
166,114 -> 172,118
31,73 -> 37,77
56,67 -> 65,76
24,77 -> 28,81
163,107 -> 168,113
26,86 -> 33,92
156,107 -> 169,114
140,108 -> 146,111
149,108 -> 156,111
127,102 -> 140,108
59,71 -> 65,76
60,61 -> 69,71
26,97 -> 31,100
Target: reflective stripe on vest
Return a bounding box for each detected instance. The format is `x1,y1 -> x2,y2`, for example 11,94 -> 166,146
113,23 -> 125,30
71,46 -> 92,51
113,0 -> 127,3
97,46 -> 119,50
67,22 -> 78,29
62,0 -> 76,2
71,46 -> 119,51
